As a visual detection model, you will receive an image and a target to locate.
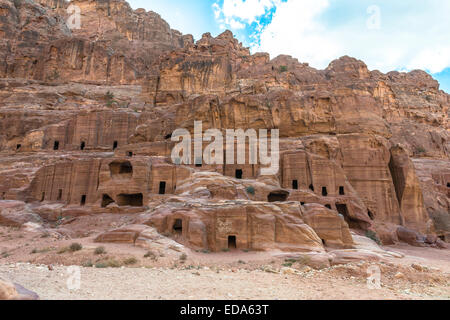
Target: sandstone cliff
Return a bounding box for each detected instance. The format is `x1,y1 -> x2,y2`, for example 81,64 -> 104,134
0,0 -> 448,252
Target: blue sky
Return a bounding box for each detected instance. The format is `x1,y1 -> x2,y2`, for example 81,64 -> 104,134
129,0 -> 450,93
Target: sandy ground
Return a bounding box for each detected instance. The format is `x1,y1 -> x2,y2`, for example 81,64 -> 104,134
0,246 -> 449,300
0,220 -> 449,300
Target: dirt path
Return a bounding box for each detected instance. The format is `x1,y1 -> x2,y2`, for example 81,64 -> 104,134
0,261 -> 448,300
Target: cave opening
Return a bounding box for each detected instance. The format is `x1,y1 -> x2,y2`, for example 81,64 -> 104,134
292,180 -> 298,190
159,181 -> 166,195
40,192 -> 45,202
368,210 -> 375,220
80,195 -> 86,206
101,194 -> 115,208
53,141 -> 59,150
127,151 -> 133,157
339,186 -> 345,195
235,169 -> 243,179
322,187 -> 328,196
309,184 -> 314,192
57,189 -> 62,201
173,219 -> 183,235
228,235 -> 237,249
268,190 -> 289,202
336,203 -> 360,229
116,193 -> 143,207
16,144 -> 21,150
80,141 -> 85,150
113,141 -> 118,150
325,204 -> 332,209
447,183 -> 450,188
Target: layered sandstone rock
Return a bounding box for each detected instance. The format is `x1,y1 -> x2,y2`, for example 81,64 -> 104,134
0,0 -> 448,254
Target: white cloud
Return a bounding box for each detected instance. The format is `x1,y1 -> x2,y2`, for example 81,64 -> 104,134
213,0 -> 280,31
214,0 -> 450,74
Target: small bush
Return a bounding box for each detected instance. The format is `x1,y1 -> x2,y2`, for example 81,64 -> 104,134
69,243 -> 83,252
95,259 -> 121,268
416,146 -> 426,154
105,91 -> 114,100
246,186 -> 255,195
279,65 -> 288,73
179,253 -> 188,261
282,262 -> 293,267
82,261 -> 93,268
365,230 -> 382,245
144,251 -> 157,260
201,249 -> 210,254
94,246 -> 106,255
123,257 -> 138,265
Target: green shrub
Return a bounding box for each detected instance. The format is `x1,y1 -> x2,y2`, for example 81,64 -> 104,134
416,146 -> 426,154
279,65 -> 288,73
365,230 -> 382,245
123,257 -> 138,265
94,246 -> 106,255
69,243 -> 83,252
246,186 -> 255,195
95,259 -> 121,268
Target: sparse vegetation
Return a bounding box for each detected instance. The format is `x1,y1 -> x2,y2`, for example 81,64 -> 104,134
94,246 -> 106,255
179,253 -> 188,262
30,247 -> 52,254
366,230 -> 382,245
123,257 -> 138,265
279,65 -> 288,73
144,251 -> 157,260
416,146 -> 426,154
69,243 -> 83,252
82,260 -> 93,268
95,259 -> 121,268
246,186 -> 255,195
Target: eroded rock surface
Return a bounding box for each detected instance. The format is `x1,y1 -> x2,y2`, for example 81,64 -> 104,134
0,0 -> 448,256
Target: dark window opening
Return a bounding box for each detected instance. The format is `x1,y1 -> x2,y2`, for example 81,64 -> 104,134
40,192 -> 45,202
322,239 -> 326,245
53,141 -> 59,150
16,144 -> 21,150
228,236 -> 237,249
127,151 -> 133,157
165,133 -> 172,140
113,141 -> 118,150
57,189 -> 62,201
101,194 -> 115,208
309,184 -> 314,191
301,202 -> 305,205
235,169 -> 243,179
268,190 -> 289,202
80,195 -> 86,206
325,204 -> 332,209
159,181 -> 166,195
438,235 -> 445,241
109,161 -> 133,178
339,186 -> 345,195
368,210 -> 375,220
292,180 -> 298,190
80,141 -> 85,150
322,187 -> 328,196
195,163 -> 202,167
447,183 -> 450,188
116,193 -> 143,207
173,219 -> 183,234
